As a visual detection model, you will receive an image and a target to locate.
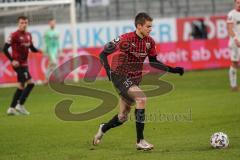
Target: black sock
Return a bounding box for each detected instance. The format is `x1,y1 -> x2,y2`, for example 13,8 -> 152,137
19,83 -> 35,105
10,88 -> 23,108
135,109 -> 145,143
102,114 -> 123,133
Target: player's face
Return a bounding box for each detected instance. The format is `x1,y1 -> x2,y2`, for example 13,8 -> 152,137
18,19 -> 28,31
138,21 -> 152,37
235,0 -> 240,11
49,20 -> 56,29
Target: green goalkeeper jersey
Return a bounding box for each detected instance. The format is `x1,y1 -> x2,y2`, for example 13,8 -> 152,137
44,28 -> 60,63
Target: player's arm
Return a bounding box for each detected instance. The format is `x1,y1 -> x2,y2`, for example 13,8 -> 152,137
3,43 -> 13,61
148,39 -> 184,75
3,42 -> 19,67
149,56 -> 184,76
29,44 -> 39,52
57,32 -> 61,55
3,33 -> 20,67
99,41 -> 118,81
227,23 -> 235,37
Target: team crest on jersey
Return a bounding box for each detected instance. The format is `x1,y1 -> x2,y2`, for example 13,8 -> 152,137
146,42 -> 151,49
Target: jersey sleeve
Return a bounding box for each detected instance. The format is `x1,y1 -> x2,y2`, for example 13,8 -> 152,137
103,34 -> 128,54
227,11 -> 234,24
112,34 -> 128,50
148,38 -> 157,57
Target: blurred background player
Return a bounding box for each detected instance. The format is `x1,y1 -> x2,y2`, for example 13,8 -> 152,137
3,16 -> 40,115
93,12 -> 184,150
190,18 -> 208,40
43,18 -> 60,83
227,0 -> 240,91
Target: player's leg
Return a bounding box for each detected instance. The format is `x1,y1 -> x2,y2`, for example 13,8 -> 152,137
16,67 -> 34,115
18,79 -> 35,106
128,85 -> 154,150
102,97 -> 131,132
229,61 -> 238,91
93,98 -> 131,145
7,82 -> 24,115
229,47 -> 239,91
7,67 -> 25,115
45,49 -> 58,82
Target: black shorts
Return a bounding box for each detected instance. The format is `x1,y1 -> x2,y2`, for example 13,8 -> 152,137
13,66 -> 32,84
111,72 -> 139,105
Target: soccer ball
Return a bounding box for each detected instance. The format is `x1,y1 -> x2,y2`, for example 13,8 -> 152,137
210,132 -> 229,149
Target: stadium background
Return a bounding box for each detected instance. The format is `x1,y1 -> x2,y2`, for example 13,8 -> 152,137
0,0 -> 234,84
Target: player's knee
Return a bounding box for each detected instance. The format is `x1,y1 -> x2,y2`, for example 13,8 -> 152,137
135,96 -> 147,108
27,83 -> 35,89
18,82 -> 25,90
231,63 -> 238,68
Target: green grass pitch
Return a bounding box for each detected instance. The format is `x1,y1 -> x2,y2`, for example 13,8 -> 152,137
0,69 -> 239,160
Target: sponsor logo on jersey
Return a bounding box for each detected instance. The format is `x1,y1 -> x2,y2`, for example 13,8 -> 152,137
22,42 -> 31,47
130,51 -> 147,57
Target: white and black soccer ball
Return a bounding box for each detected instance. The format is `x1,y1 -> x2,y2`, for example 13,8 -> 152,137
210,132 -> 229,149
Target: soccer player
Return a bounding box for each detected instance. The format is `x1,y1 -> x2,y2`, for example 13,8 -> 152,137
227,0 -> 240,91
43,18 -> 60,83
3,16 -> 40,115
93,12 -> 184,150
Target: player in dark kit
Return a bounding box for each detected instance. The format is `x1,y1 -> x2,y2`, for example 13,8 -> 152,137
93,12 -> 184,150
3,16 -> 40,115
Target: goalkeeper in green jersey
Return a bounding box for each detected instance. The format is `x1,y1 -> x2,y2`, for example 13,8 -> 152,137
43,18 -> 61,82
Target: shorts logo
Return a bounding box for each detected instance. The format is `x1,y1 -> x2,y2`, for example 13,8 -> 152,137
123,79 -> 133,88
24,72 -> 28,79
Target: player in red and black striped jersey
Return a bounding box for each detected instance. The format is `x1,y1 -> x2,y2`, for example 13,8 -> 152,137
93,12 -> 184,150
3,16 -> 40,115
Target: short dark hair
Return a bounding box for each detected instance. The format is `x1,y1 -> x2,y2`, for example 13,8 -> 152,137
17,16 -> 28,22
49,18 -> 55,22
134,12 -> 153,27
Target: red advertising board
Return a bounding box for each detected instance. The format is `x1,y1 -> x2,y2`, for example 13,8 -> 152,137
0,38 -> 231,84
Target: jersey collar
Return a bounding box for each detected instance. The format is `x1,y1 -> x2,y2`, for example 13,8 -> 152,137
134,31 -> 146,40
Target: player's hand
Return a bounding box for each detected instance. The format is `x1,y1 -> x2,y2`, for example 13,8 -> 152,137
12,60 -> 19,67
173,67 -> 184,76
234,37 -> 240,47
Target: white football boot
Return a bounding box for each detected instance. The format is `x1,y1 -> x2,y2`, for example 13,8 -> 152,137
16,104 -> 30,115
7,107 -> 19,116
93,124 -> 105,145
136,139 -> 154,150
